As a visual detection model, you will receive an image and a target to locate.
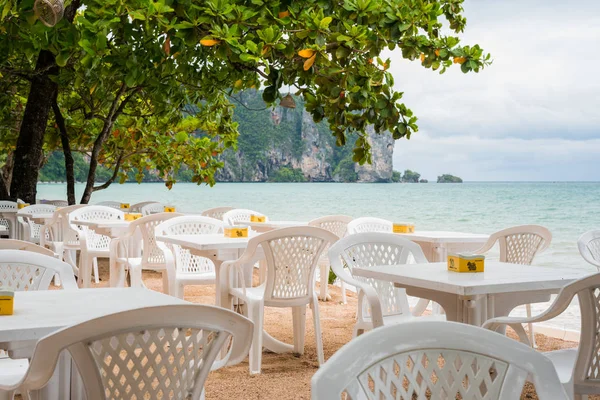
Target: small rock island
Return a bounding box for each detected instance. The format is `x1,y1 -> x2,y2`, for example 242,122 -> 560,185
437,174 -> 463,183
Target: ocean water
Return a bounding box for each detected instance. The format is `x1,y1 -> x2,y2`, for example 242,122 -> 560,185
37,181 -> 600,333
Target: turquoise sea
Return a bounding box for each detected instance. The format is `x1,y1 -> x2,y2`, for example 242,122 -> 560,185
37,181 -> 600,333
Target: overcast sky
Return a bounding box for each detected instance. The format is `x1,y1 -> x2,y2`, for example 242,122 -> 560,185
388,0 -> 600,181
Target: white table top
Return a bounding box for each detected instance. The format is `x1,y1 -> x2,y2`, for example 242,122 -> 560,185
236,220 -> 308,229
76,220 -> 131,229
396,231 -> 489,243
352,262 -> 588,297
156,233 -> 255,251
0,288 -> 187,343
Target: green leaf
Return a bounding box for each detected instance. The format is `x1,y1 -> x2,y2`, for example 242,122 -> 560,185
320,16 -> 332,29
174,131 -> 188,142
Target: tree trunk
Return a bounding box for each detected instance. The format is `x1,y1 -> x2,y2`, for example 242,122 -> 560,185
9,50 -> 58,203
52,94 -> 76,205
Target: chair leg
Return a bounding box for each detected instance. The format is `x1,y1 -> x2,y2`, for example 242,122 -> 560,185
53,273 -> 61,287
311,296 -> 324,365
341,281 -> 347,304
175,283 -> 185,300
129,265 -> 143,288
161,271 -> 169,293
526,304 -> 537,348
319,264 -> 329,301
292,306 -> 307,355
246,300 -> 264,374
92,257 -> 100,284
78,252 -> 90,288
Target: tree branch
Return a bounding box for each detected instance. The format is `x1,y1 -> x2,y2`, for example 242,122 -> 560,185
92,151 -> 124,192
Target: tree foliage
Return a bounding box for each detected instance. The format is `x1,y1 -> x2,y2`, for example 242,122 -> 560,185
0,0 -> 489,202
402,169 -> 421,183
437,174 -> 463,183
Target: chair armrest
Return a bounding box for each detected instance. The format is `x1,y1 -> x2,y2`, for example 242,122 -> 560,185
482,316 -> 535,346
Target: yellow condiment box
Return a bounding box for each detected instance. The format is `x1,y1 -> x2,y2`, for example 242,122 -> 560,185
120,203 -> 130,209
393,222 -> 415,234
250,215 -> 266,223
124,213 -> 142,221
164,206 -> 176,213
224,226 -> 249,238
0,288 -> 15,316
17,203 -> 30,209
447,253 -> 485,273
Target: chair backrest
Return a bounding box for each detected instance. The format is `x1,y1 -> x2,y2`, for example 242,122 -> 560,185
125,213 -> 183,266
0,201 -> 18,236
69,206 -> 124,250
129,201 -> 158,213
40,199 -> 69,207
578,230 -> 600,269
244,227 -> 337,303
308,215 -> 353,239
222,208 -> 268,226
0,239 -> 57,257
201,206 -> 234,221
329,232 -> 428,318
311,320 -> 568,400
476,225 -> 552,265
347,217 -> 393,234
95,201 -> 123,210
19,305 -> 253,400
155,216 -> 224,274
19,204 -> 57,240
140,202 -> 166,216
0,250 -> 77,290
0,200 -> 18,211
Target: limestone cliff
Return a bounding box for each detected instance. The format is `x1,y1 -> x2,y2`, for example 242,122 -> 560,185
216,90 -> 394,183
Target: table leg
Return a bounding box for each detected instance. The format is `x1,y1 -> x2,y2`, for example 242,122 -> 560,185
109,239 -> 125,287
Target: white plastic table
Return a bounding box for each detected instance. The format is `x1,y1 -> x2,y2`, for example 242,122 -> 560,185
396,231 -> 489,262
236,220 -> 308,232
0,288 -> 187,399
76,219 -> 130,238
352,262 -> 587,326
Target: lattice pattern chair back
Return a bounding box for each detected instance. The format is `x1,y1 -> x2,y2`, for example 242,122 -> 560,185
579,230 -> 600,270
308,215 -> 353,239
331,233 -> 427,318
129,213 -> 182,266
250,227 -> 336,303
155,216 -> 223,274
40,199 -> 68,207
347,217 -> 393,235
0,239 -> 56,257
201,206 -> 234,221
69,206 -> 124,250
95,201 -> 123,210
222,208 -> 268,226
311,321 -> 568,400
0,250 -> 77,291
19,204 -> 57,242
5,305 -> 253,400
140,202 -> 166,216
475,225 -> 552,265
0,200 -> 18,236
129,201 -> 158,213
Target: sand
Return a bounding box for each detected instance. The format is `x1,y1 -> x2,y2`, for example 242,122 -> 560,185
86,261 -> 593,400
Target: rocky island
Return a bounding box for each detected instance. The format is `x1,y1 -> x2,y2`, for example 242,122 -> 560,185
437,174 -> 463,183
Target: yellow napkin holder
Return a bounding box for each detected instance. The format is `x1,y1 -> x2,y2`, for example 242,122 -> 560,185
120,203 -> 130,209
250,215 -> 266,223
0,288 -> 15,315
393,223 -> 415,234
164,206 -> 176,213
124,213 -> 142,221
224,226 -> 249,238
17,203 -> 30,209
448,253 -> 485,273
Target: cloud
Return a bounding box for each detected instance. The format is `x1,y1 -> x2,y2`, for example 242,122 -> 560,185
386,0 -> 600,179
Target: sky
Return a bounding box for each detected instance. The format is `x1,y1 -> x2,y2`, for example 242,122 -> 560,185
388,0 -> 600,181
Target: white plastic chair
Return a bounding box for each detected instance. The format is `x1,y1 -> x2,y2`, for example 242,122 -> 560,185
44,205 -> 87,272
0,304 -> 253,400
129,201 -> 158,213
201,206 -> 234,220
111,212 -> 183,289
0,239 -> 56,257
155,216 -> 224,298
40,199 -> 68,207
224,226 -> 337,374
578,230 -> 600,270
308,215 -> 353,302
17,204 -> 57,244
484,273 -> 600,400
69,206 -> 125,288
312,320 -> 569,400
474,224 -> 552,347
329,232 -> 443,337
222,208 -> 268,226
0,201 -> 18,239
95,201 -> 123,210
347,216 -> 393,234
140,202 -> 167,216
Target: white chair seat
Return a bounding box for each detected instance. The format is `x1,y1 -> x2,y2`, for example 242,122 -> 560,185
116,257 -> 142,267
176,272 -> 216,286
0,358 -> 28,387
230,285 -> 266,302
545,348 -> 577,384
